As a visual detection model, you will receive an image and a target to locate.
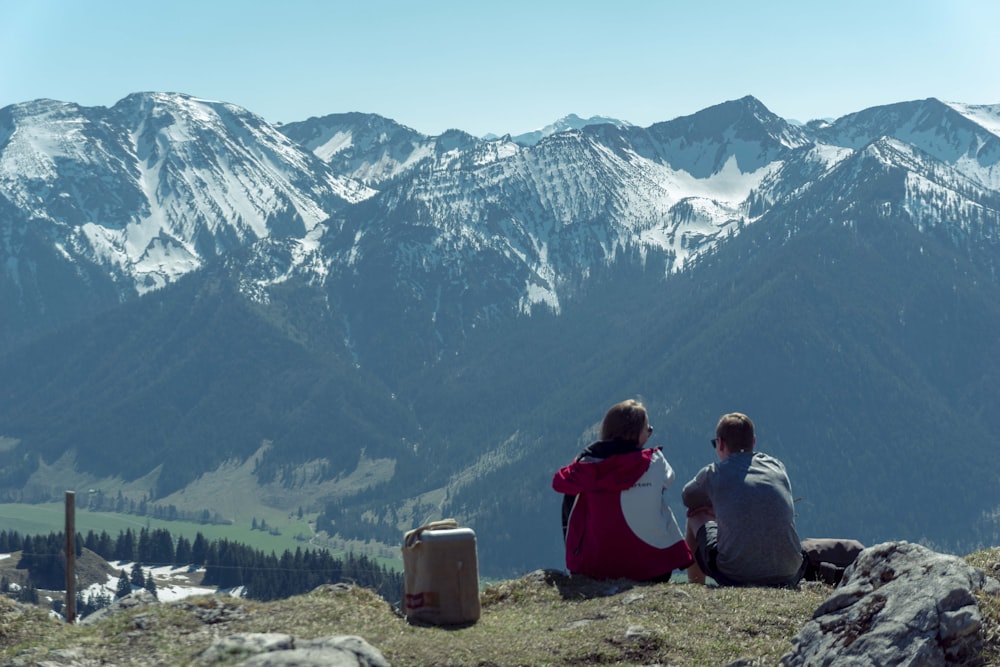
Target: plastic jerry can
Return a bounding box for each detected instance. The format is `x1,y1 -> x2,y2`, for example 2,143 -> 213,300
402,519 -> 481,625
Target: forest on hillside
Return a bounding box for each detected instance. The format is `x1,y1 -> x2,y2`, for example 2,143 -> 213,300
0,528 -> 402,618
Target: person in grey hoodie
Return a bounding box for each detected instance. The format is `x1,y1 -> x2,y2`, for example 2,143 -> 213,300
682,412 -> 804,587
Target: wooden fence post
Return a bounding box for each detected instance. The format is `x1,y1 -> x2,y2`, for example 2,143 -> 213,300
64,490 -> 76,623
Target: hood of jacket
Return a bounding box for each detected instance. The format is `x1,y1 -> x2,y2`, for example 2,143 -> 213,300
552,440 -> 654,495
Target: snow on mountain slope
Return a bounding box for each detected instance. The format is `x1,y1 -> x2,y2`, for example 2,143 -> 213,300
4,93 -> 1000,345
325,99 -> 808,319
640,96 -> 811,179
278,112 -> 437,188
509,113 -> 633,146
295,96 -> 997,325
0,93 -> 366,295
944,102 -> 1000,138
817,98 -> 1000,190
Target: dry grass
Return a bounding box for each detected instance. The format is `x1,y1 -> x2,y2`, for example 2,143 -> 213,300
966,547 -> 1000,667
0,573 -> 831,666
0,550 -> 997,666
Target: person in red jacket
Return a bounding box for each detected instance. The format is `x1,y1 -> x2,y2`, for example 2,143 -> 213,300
553,399 -> 693,581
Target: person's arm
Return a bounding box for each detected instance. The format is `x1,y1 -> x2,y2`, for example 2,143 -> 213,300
681,465 -> 713,511
552,461 -> 586,495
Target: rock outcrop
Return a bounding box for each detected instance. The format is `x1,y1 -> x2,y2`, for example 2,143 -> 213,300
781,541 -> 1000,666
195,633 -> 389,667
78,589 -> 159,625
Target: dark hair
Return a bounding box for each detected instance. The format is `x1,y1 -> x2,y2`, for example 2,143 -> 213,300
716,412 -> 755,452
600,399 -> 648,442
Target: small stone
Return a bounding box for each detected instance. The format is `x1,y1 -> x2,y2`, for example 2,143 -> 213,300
625,625 -> 651,638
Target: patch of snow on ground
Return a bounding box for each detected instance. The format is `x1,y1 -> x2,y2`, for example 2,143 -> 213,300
85,561 -> 226,603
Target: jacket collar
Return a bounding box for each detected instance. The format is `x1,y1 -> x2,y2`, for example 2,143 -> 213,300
578,439 -> 642,461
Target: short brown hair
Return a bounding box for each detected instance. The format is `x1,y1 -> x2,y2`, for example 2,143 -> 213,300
600,399 -> 648,442
716,412 -> 755,452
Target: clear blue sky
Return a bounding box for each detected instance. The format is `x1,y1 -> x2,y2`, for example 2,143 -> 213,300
2,0 -> 998,137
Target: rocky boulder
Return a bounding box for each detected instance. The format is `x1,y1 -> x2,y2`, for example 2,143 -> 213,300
781,541 -> 1000,666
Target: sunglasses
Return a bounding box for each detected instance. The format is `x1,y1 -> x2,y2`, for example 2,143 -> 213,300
710,438 -> 719,449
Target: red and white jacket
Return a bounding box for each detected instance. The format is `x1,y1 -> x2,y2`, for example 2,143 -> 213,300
553,440 -> 693,581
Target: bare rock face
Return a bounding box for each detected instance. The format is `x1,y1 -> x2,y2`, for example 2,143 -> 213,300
781,541 -> 1000,666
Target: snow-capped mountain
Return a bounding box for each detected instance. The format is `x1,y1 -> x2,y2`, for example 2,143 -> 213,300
814,99 -> 1000,190
7,91 -> 998,354
277,112 -> 439,188
225,97 -> 831,374
267,95 -> 998,374
507,113 -> 633,146
0,93 -> 368,298
2,92 -> 1000,576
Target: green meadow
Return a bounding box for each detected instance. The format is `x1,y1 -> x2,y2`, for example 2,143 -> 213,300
0,502 -> 367,562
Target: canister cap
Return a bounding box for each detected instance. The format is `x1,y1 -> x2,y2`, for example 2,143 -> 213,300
419,527 -> 477,542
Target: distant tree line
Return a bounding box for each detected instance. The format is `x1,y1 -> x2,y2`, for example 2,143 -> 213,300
0,527 -> 402,607
200,538 -> 399,602
317,497 -> 408,546
82,489 -> 231,526
315,489 -> 443,548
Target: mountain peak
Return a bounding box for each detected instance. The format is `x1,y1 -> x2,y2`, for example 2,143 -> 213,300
509,114 -> 632,146
813,97 -> 1000,188
641,96 -> 807,177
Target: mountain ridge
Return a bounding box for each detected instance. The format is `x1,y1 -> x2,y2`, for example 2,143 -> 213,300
1,92 -> 999,576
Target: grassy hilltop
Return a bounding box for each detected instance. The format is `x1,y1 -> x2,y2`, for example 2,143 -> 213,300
1,548 -> 998,666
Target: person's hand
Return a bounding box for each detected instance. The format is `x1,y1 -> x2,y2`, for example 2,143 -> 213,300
686,506 -> 715,519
